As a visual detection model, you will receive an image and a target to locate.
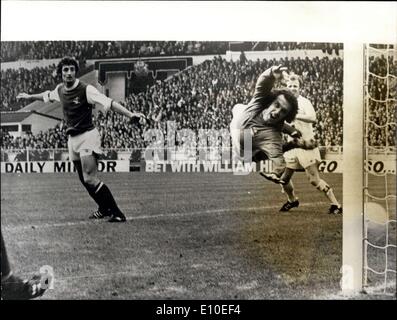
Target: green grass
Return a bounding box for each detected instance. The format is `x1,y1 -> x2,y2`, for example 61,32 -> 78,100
1,172 -> 394,299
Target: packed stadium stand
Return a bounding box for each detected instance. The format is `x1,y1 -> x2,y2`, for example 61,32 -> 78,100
367,54 -> 397,147
1,66 -> 58,111
1,41 -> 340,63
231,41 -> 342,55
1,41 -> 229,62
2,41 -> 392,152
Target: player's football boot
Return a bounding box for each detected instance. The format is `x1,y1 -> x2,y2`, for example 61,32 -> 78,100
1,274 -> 46,300
260,172 -> 284,184
89,207 -> 111,219
328,205 -> 343,215
108,212 -> 127,223
279,200 -> 300,212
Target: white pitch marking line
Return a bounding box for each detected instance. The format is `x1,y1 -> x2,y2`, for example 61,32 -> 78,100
3,202 -> 329,232
4,202 -> 334,287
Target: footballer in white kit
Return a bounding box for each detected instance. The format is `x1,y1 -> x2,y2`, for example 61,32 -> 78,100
284,94 -> 321,170
280,74 -> 343,215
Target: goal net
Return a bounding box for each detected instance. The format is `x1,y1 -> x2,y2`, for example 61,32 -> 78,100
342,43 -> 396,297
363,44 -> 396,296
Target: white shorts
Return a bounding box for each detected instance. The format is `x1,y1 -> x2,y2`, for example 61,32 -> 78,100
67,128 -> 103,161
284,147 -> 321,170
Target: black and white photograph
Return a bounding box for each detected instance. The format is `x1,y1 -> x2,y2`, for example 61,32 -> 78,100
1,1 -> 396,306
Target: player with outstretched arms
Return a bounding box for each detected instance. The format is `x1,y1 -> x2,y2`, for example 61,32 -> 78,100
279,74 -> 343,214
230,65 -> 314,183
17,57 -> 147,222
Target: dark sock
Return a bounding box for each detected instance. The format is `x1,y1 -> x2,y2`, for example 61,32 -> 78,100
86,188 -> 108,214
73,161 -> 107,214
92,183 -> 123,216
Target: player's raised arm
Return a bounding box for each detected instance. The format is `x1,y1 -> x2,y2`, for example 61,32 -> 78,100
110,100 -> 148,123
253,65 -> 289,99
271,65 -> 289,81
16,91 -> 50,102
86,85 -> 147,123
17,86 -> 60,103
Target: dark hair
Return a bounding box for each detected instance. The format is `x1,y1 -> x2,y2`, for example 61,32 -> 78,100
267,89 -> 299,123
57,56 -> 79,76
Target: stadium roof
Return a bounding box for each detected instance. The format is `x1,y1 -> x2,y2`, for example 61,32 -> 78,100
0,112 -> 32,123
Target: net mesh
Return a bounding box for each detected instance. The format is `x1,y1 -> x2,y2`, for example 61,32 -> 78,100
363,44 -> 396,296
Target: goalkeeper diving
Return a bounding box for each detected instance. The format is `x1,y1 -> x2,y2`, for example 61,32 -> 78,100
230,65 -> 316,184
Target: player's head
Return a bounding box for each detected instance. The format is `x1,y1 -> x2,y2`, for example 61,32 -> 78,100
262,90 -> 298,125
286,74 -> 302,98
57,57 -> 79,86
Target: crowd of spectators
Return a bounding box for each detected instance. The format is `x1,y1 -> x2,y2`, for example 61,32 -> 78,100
2,40 -> 395,163
2,48 -> 395,154
367,101 -> 396,148
0,125 -> 67,150
2,41 -> 345,63
123,55 -> 345,147
2,41 -> 342,63
1,55 -> 347,152
229,42 -> 342,55
1,66 -> 58,111
1,41 -> 229,62
251,42 -> 342,55
0,40 -> 342,112
367,53 -> 397,147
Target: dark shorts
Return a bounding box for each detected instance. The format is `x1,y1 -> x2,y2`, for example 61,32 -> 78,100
251,127 -> 284,161
232,127 -> 285,175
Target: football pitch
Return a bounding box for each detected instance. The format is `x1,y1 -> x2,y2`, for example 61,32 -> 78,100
1,172 -> 394,299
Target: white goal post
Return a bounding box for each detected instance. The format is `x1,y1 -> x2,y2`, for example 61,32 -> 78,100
342,42 -> 365,293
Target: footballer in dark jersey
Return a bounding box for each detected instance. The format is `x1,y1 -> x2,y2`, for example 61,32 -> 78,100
230,65 -> 311,184
17,57 -> 147,222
